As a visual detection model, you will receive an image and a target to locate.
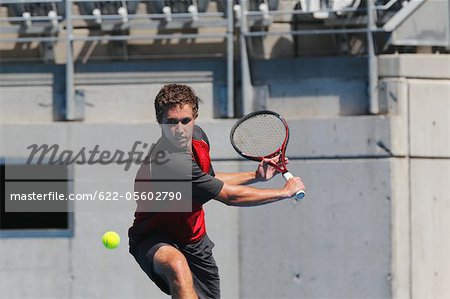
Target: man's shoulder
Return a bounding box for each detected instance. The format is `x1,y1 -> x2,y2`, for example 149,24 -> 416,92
193,125 -> 210,145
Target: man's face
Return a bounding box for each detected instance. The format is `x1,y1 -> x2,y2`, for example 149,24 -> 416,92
161,104 -> 196,150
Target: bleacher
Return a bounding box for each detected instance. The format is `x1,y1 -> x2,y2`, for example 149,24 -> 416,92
0,0 -> 448,119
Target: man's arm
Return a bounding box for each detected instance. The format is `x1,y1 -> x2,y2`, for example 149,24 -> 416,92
215,156 -> 289,185
215,171 -> 259,185
215,177 -> 305,207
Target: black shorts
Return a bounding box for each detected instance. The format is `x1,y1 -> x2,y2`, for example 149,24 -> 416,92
129,233 -> 220,299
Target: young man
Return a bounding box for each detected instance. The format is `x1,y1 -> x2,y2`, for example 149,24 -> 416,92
128,84 -> 305,299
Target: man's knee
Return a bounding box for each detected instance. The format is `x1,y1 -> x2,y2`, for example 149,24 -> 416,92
153,246 -> 192,284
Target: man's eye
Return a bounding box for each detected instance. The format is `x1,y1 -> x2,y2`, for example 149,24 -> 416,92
180,118 -> 192,125
164,118 -> 192,125
166,119 -> 178,125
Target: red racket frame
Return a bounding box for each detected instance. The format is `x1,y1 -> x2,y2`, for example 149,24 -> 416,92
230,110 -> 290,174
230,110 -> 305,200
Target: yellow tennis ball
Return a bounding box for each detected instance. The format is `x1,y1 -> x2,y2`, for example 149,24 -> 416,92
102,231 -> 120,249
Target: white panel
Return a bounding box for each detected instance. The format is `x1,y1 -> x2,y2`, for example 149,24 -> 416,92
239,159 -> 392,299
411,159 -> 450,299
409,80 -> 450,157
390,159 -> 411,299
204,200 -> 240,299
0,239 -> 70,299
0,86 -> 54,123
379,54 -> 450,79
79,82 -> 214,123
267,79 -> 368,118
0,124 -> 70,159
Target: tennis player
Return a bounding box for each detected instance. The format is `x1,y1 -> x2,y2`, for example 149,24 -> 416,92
128,84 -> 305,299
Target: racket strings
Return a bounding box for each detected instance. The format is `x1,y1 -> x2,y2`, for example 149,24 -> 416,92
232,114 -> 287,157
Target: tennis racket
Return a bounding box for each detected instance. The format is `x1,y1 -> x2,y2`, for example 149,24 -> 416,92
230,110 -> 306,200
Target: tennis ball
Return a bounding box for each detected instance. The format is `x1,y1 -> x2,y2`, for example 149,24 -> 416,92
102,231 -> 120,249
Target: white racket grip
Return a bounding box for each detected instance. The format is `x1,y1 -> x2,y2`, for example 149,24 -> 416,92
282,172 -> 306,200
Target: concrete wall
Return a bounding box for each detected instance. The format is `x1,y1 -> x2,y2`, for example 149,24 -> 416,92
0,60 -> 228,122
239,159 -> 392,299
0,115 -> 403,299
0,122 -> 241,299
251,58 -> 369,118
380,54 -> 450,299
407,77 -> 450,299
0,57 -> 370,123
1,117 -> 400,298
1,54 -> 449,299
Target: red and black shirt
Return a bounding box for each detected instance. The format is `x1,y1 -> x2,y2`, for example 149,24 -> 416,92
128,126 -> 224,245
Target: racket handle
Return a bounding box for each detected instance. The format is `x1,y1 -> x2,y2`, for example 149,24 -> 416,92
282,172 -> 306,200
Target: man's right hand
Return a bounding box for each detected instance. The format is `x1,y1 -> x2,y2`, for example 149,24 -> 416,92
283,177 -> 306,198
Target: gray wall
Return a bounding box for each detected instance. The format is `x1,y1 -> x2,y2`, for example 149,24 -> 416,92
380,55 -> 450,299
0,122 -> 241,299
1,54 -> 449,299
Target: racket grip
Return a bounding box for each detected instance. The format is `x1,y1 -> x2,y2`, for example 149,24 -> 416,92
282,172 -> 306,200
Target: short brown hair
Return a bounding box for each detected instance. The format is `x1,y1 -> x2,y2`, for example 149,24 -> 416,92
154,84 -> 199,124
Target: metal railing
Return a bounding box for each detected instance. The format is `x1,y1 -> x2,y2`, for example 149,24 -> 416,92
0,0 -> 418,119
0,0 -> 235,119
237,0 -> 414,115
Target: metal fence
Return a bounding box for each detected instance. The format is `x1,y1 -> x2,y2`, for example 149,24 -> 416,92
0,0 -> 435,119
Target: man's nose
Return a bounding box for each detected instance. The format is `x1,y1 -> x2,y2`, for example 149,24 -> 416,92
174,123 -> 183,133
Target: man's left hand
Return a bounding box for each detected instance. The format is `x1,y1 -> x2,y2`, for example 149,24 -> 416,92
255,155 -> 289,181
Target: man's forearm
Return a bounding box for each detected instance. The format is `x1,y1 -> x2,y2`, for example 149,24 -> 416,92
215,171 -> 259,185
216,183 -> 288,207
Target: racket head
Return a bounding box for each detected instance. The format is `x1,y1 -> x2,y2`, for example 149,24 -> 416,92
230,110 -> 290,163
